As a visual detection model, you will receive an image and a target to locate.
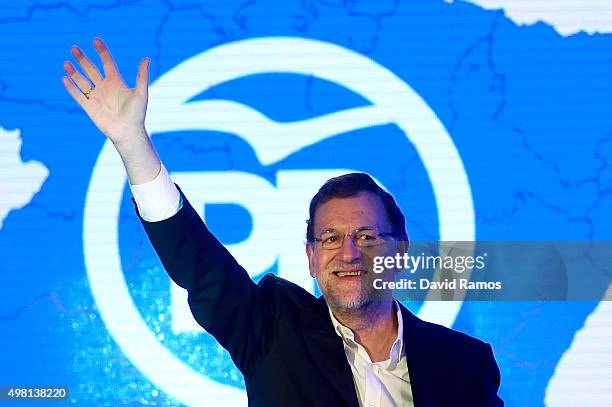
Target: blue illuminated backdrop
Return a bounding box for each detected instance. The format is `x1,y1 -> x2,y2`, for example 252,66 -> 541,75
1,1 -> 611,406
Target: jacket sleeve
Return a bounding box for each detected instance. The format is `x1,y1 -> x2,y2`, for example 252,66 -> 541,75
133,186 -> 273,374
480,343 -> 504,406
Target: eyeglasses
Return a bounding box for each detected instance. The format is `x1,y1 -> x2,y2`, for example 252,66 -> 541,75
312,227 -> 395,250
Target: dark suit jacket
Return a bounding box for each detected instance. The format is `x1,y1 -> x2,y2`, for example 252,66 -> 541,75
135,189 -> 503,406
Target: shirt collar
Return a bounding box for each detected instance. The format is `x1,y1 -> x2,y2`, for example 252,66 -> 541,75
327,300 -> 404,365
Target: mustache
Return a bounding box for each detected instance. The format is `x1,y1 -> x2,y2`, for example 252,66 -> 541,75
326,261 -> 371,273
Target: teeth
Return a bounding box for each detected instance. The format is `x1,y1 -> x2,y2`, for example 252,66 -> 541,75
336,271 -> 362,277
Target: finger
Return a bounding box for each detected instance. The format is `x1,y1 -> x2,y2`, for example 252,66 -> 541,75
135,57 -> 150,95
93,37 -> 123,81
62,76 -> 88,108
71,45 -> 103,85
63,61 -> 93,94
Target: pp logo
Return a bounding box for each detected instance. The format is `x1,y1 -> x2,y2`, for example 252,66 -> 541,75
83,37 -> 474,406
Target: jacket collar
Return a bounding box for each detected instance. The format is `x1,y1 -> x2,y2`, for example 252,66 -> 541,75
300,296 -> 361,407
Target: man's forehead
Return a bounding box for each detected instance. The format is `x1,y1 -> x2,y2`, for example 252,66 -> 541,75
313,192 -> 390,230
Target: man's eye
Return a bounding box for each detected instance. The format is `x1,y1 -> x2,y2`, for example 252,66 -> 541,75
322,235 -> 338,243
357,233 -> 376,241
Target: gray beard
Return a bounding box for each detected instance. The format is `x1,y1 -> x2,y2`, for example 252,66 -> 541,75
322,283 -> 374,315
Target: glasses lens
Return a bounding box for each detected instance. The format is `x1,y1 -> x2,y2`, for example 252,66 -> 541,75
354,230 -> 382,247
320,232 -> 342,249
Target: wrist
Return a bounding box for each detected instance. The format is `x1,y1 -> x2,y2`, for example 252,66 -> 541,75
111,126 -> 148,152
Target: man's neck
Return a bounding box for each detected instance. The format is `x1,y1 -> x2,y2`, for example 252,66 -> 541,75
331,300 -> 398,362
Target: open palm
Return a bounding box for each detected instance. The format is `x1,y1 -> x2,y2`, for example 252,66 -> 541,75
62,38 -> 150,145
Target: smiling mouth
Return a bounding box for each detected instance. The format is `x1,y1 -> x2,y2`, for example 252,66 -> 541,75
333,270 -> 365,277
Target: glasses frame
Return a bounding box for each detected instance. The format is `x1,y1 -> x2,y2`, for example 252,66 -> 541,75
312,226 -> 396,250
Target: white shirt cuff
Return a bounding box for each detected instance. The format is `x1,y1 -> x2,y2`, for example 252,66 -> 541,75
129,163 -> 182,222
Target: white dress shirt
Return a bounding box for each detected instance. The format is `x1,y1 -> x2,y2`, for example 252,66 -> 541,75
130,164 -> 414,406
129,163 -> 182,221
328,302 -> 413,407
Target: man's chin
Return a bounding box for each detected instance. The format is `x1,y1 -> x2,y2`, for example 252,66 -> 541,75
325,293 -> 371,313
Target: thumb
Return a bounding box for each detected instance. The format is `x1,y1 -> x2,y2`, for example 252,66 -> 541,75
135,57 -> 150,95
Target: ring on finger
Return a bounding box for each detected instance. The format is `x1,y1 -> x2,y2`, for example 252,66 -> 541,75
83,85 -> 95,100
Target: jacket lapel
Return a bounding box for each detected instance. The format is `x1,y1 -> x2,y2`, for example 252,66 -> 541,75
400,304 -> 447,406
300,296 -> 360,407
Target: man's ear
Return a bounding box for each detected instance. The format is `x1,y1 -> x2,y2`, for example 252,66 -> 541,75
396,238 -> 409,267
401,238 -> 409,253
306,242 -> 316,278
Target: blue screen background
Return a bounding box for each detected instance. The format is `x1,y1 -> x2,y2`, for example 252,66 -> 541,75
1,1 -> 611,405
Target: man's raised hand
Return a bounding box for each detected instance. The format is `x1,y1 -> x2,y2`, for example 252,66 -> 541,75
62,37 -> 150,147
62,37 -> 161,185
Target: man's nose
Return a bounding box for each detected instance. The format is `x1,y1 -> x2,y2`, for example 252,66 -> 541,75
339,236 -> 361,262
